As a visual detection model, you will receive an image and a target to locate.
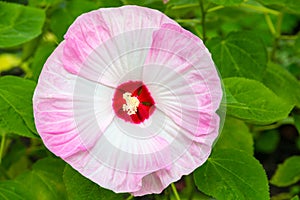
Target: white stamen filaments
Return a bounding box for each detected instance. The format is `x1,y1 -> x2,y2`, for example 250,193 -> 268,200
122,92 -> 140,115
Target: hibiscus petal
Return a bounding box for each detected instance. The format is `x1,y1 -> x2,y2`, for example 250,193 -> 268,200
33,5 -> 223,196
33,42 -> 84,158
33,42 -> 115,158
143,25 -> 222,137
62,6 -> 177,86
100,6 -> 176,36
63,107 -> 209,194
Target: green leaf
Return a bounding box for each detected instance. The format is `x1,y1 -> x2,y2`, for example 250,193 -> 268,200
63,164 -> 123,200
293,113 -> 300,135
31,42 -> 56,81
0,2 -> 45,48
122,0 -> 166,10
255,130 -> 280,154
295,36 -> 300,54
262,63 -> 300,107
95,0 -> 123,7
1,139 -> 31,179
122,0 -> 163,5
50,0 -> 101,40
288,63 -> 300,79
206,31 -> 267,80
224,77 -> 293,124
270,156 -> 300,187
194,149 -> 269,200
0,76 -> 37,138
214,117 -> 254,154
28,0 -> 62,8
165,0 -> 199,19
167,0 -> 198,7
291,195 -> 300,200
0,181 -> 35,200
207,0 -> 243,6
15,158 -> 67,200
257,0 -> 300,14
297,138 -> 300,150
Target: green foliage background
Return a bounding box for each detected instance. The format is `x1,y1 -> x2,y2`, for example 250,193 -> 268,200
0,0 -> 300,199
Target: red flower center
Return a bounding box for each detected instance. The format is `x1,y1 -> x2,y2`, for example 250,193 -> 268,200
112,81 -> 155,124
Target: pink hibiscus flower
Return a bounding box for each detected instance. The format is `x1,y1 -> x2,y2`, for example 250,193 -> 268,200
33,5 -> 222,196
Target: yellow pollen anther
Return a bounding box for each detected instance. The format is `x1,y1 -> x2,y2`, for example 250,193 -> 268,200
122,92 -> 140,115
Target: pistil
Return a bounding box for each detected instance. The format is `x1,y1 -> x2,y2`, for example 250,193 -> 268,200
122,92 -> 140,115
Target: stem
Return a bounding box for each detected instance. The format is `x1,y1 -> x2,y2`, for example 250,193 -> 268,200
125,194 -> 134,200
252,117 -> 294,132
240,3 -> 280,15
199,0 -> 207,42
280,35 -> 298,40
207,5 -> 224,13
195,27 -> 203,39
0,134 -> 6,165
271,13 -> 283,60
253,123 -> 281,132
170,3 -> 199,10
264,13 -> 276,36
175,19 -> 202,24
171,183 -> 181,200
